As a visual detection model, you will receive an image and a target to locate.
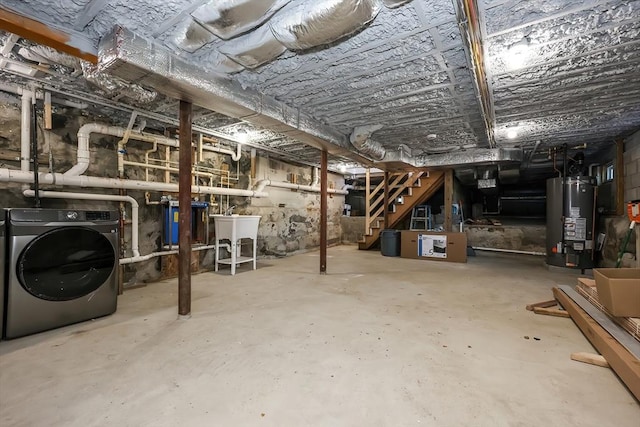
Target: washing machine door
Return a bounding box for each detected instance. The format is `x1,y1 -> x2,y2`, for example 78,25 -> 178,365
17,226 -> 116,301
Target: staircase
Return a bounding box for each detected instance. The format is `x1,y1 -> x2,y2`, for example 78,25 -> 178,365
358,170 -> 445,250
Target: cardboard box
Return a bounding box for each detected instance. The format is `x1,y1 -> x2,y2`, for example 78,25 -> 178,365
400,231 -> 467,263
593,268 -> 640,317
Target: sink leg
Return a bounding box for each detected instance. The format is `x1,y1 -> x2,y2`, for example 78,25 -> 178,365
215,240 -> 219,272
231,239 -> 236,276
253,238 -> 257,270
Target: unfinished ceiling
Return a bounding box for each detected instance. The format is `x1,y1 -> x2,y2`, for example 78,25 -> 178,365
0,0 -> 638,180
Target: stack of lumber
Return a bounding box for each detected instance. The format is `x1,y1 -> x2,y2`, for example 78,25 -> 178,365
575,278 -> 640,342
551,279 -> 640,401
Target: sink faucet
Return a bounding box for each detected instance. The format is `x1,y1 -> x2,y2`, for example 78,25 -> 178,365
225,205 -> 236,216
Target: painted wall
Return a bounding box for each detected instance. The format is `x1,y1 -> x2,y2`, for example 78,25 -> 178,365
0,99 -> 345,285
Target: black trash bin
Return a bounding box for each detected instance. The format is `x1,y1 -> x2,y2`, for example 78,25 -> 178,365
380,229 -> 401,257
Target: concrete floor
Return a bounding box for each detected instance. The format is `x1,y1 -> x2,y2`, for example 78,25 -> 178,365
1,246 -> 638,426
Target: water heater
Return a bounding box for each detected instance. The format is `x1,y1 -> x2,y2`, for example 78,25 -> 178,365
546,176 -> 596,270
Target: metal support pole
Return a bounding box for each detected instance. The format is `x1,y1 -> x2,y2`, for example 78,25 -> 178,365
178,100 -> 192,317
320,149 -> 328,274
30,98 -> 40,208
383,171 -> 389,229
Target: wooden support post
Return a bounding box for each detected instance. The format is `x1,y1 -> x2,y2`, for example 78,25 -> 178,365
383,171 -> 390,230
553,287 -> 640,401
444,169 -> 454,232
178,100 -> 192,317
320,150 -> 328,274
615,138 -> 625,216
365,168 -> 371,235
0,7 -> 97,63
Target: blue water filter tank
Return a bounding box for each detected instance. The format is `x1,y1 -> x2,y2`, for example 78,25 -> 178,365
163,201 -> 180,245
163,201 -> 210,245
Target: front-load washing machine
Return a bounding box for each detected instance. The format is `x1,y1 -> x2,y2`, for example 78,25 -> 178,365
1,209 -> 5,339
5,208 -> 119,339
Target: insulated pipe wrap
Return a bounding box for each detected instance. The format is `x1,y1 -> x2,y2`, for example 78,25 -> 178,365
270,0 -> 382,50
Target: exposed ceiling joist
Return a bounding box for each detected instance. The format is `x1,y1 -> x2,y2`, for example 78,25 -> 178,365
0,6 -> 97,63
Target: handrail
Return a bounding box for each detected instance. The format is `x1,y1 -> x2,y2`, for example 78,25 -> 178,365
364,171 -> 426,233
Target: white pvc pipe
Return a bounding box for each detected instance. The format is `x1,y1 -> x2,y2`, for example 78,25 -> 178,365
20,92 -> 31,173
120,244 -> 216,265
68,123 -> 243,177
471,246 -> 545,256
0,169 -> 269,197
23,189 -> 141,258
253,179 -> 349,195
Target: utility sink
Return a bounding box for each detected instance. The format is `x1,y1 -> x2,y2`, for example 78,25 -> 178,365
212,215 -> 261,275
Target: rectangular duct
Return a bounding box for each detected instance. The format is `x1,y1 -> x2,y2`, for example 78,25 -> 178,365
98,26 -> 372,164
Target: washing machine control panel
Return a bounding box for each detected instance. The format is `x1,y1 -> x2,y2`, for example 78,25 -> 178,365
66,211 -> 79,220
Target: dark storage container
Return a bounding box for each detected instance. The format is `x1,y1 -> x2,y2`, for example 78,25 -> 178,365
380,229 -> 401,257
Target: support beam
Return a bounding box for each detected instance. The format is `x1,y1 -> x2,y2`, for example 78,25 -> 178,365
383,171 -> 390,229
178,100 -> 192,317
365,168 -> 371,235
320,150 -> 328,274
444,169 -> 454,232
0,7 -> 97,63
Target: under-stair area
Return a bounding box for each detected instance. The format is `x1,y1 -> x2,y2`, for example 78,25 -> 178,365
358,170 -> 445,250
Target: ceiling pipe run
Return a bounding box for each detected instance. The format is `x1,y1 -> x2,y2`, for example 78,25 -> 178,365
253,179 -> 348,195
0,168 -> 269,197
66,123 -> 243,177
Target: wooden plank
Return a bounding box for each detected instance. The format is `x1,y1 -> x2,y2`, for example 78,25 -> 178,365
553,287 -> 640,401
0,7 -> 97,63
444,169 -> 453,232
526,300 -> 557,311
570,352 -> 610,368
533,307 -> 570,318
578,277 -> 596,288
559,285 -> 640,357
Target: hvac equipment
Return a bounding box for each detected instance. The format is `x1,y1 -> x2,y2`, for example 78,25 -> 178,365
546,176 -> 596,270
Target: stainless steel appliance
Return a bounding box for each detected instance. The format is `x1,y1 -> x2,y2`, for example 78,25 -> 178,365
4,208 -> 119,339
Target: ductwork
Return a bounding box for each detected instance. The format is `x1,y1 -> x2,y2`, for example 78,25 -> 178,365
391,148 -> 523,168
383,0 -> 412,8
81,60 -> 157,105
192,0 -> 291,40
270,0 -> 382,50
0,169 -> 269,198
218,23 -> 286,69
349,124 -> 385,160
98,26 -> 372,165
